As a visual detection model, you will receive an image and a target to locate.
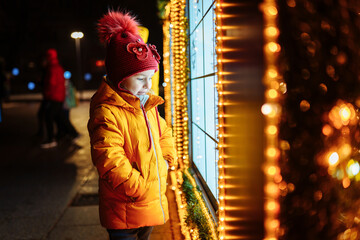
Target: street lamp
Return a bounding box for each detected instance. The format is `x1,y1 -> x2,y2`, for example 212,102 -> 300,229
71,31 -> 84,100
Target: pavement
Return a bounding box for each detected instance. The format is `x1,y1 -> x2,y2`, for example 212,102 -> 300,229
0,92 -> 183,240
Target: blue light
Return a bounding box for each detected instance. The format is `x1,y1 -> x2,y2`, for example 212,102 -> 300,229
28,82 -> 35,91
12,68 -> 19,76
84,73 -> 92,81
64,71 -> 72,79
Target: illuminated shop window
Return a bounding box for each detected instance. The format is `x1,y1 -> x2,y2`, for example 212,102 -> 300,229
188,0 -> 218,201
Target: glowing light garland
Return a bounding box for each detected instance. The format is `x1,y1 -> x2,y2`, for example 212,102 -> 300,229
162,4 -> 172,126
169,0 -> 191,238
183,169 -> 219,240
170,0 -> 189,170
170,170 -> 191,240
261,0 -> 283,239
214,1 -> 226,239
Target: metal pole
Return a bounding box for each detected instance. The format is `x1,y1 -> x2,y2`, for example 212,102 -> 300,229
75,38 -> 83,100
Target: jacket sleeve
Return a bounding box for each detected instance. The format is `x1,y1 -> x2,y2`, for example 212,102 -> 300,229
44,67 -> 57,100
158,115 -> 177,168
88,105 -> 146,198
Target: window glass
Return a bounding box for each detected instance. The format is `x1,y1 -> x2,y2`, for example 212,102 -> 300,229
192,123 -> 206,178
189,0 -> 203,33
203,6 -> 216,75
191,78 -> 205,129
204,76 -> 216,138
203,0 -> 214,14
205,135 -> 218,197
190,23 -> 204,79
188,0 -> 218,201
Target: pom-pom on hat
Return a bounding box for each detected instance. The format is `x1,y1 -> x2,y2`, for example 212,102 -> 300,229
98,11 -> 160,90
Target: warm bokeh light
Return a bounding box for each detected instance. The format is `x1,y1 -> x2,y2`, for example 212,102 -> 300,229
267,148 -> 278,158
267,68 -> 278,78
262,1 -> 281,239
328,152 -> 339,166
265,26 -> 279,38
329,102 -> 357,128
266,201 -> 278,212
267,89 -> 278,99
267,166 -> 277,175
266,6 -> 278,16
279,82 -> 287,94
265,183 -> 279,196
300,100 -> 310,112
342,177 -> 351,188
267,42 -> 281,53
339,144 -> 351,159
261,104 -> 272,115
346,160 -> 360,177
267,125 -> 278,135
322,124 -> 333,136
339,106 -> 351,122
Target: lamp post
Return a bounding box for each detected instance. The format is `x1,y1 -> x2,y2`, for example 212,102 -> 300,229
71,31 -> 84,100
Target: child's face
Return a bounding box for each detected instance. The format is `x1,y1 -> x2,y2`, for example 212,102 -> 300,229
120,69 -> 155,95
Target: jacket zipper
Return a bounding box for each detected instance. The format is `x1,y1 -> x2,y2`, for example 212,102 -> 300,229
144,108 -> 166,223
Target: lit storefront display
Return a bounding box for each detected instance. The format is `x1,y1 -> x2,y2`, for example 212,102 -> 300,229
161,0 -> 360,239
163,0 -> 266,239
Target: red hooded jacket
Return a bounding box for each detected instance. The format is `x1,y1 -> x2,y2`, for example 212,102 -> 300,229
43,49 -> 65,102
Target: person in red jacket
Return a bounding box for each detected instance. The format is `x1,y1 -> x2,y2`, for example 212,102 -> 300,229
41,48 -> 66,148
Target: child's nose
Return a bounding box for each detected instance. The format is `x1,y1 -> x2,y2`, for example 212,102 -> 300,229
144,79 -> 151,89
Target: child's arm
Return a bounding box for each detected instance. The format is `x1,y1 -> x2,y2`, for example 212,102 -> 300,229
88,105 -> 146,198
158,115 -> 177,169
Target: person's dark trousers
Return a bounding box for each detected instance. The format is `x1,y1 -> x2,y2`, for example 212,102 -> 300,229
44,100 -> 63,141
61,108 -> 79,138
107,226 -> 154,240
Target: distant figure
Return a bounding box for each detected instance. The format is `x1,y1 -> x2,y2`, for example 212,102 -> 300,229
87,11 -> 176,240
61,78 -> 79,139
41,48 -> 66,148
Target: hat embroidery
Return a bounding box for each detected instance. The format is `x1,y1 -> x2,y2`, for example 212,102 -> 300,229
127,42 -> 148,60
149,44 -> 161,63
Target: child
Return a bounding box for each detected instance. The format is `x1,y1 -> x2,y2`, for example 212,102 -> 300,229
87,11 -> 176,240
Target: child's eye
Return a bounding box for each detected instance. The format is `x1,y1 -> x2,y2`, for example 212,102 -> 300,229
137,78 -> 145,81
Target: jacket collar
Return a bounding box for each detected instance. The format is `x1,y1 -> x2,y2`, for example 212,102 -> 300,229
90,78 -> 164,113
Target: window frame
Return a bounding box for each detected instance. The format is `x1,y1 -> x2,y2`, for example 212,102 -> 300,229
187,0 -> 219,212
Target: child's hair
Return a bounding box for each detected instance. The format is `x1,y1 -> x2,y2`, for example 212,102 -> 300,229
98,10 -> 161,90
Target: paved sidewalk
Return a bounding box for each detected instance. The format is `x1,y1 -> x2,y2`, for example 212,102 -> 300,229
47,167 -> 183,240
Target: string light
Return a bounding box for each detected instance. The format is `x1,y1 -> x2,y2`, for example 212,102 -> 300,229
168,0 -> 192,238
184,170 -> 219,240
261,0 -> 281,239
215,0 -> 226,239
162,4 -> 172,126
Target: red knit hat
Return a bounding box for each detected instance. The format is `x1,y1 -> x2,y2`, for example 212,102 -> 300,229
98,11 -> 160,90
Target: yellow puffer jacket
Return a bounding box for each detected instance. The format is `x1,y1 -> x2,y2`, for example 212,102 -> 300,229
87,79 -> 176,229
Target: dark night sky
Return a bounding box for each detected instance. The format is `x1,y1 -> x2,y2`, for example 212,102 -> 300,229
0,0 -> 163,91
